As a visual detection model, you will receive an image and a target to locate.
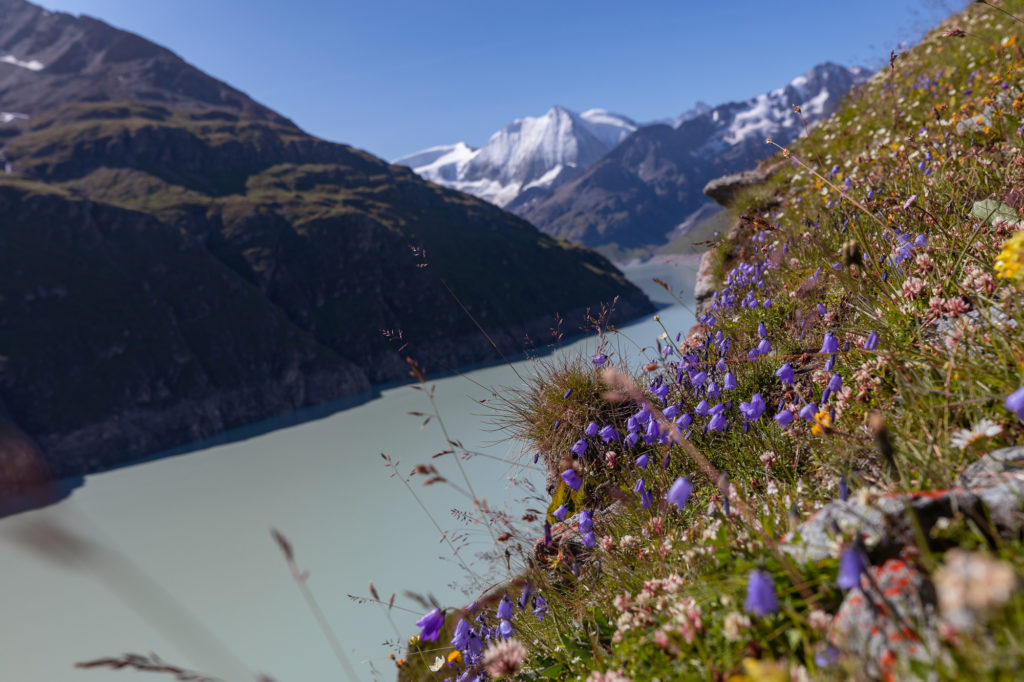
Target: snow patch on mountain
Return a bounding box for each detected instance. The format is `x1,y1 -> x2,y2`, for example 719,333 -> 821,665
707,63 -> 871,148
0,112 -> 29,123
1,55 -> 44,71
578,109 -> 637,147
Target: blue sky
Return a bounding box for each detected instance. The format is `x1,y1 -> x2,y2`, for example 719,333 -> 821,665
38,0 -> 966,161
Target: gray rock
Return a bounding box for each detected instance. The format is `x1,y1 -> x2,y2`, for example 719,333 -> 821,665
830,556 -> 938,680
784,447 -> 1024,564
693,250 -> 718,315
702,168 -> 771,207
959,446 -> 1024,532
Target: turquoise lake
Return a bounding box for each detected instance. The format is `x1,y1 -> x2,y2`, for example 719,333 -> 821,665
0,256 -> 700,682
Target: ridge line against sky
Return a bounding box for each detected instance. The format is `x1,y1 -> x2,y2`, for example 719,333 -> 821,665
33,0 -> 968,161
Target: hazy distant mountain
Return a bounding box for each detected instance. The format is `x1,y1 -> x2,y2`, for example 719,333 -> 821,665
398,63 -> 869,253
0,0 -> 651,483
394,106 -> 637,208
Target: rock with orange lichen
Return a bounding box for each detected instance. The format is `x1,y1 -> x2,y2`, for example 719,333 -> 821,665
830,556 -> 938,680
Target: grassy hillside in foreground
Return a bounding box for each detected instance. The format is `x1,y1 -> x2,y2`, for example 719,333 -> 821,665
392,2 -> 1024,680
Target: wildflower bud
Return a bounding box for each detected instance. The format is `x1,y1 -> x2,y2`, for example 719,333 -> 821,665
869,412 -> 898,477
841,239 -> 862,267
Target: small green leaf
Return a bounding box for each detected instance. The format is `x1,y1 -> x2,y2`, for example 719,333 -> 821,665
539,663 -> 566,678
971,199 -> 1018,225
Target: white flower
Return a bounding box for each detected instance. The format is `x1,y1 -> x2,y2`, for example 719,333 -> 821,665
429,656 -> 445,672
723,611 -> 751,641
950,418 -> 1002,449
935,549 -> 1019,630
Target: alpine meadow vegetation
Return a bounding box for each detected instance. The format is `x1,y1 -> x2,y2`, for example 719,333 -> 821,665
387,2 -> 1024,680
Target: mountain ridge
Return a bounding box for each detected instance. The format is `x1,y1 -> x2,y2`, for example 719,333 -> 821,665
396,62 -> 870,253
0,0 -> 652,485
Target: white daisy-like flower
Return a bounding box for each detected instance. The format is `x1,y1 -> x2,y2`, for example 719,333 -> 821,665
950,418 -> 1002,449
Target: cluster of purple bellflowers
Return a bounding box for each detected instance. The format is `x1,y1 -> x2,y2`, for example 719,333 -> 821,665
416,584 -> 548,681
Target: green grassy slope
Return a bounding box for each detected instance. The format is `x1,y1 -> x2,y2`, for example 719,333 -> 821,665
396,2 -> 1024,680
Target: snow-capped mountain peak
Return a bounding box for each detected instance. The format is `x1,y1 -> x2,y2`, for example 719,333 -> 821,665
393,63 -> 869,222
394,105 -> 635,207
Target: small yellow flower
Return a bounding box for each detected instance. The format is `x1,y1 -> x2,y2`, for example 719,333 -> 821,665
447,650 -> 463,664
811,409 -> 832,436
726,658 -> 788,682
995,230 -> 1024,282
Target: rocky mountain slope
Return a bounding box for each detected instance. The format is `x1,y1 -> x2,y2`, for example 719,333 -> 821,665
0,0 -> 652,484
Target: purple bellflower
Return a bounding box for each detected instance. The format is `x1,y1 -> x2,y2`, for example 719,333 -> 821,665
571,439 -> 588,457
533,596 -> 547,620
553,504 -> 568,521
837,547 -> 868,589
820,332 -> 840,354
599,424 -> 620,442
744,570 -> 778,616
775,363 -> 795,385
451,618 -> 470,649
724,371 -> 738,390
740,393 -> 766,421
706,381 -> 721,400
561,469 -> 582,491
667,477 -> 693,509
498,619 -> 513,638
592,353 -> 607,367
497,595 -> 513,620
1006,386 -> 1024,420
640,489 -> 653,509
864,332 -> 879,350
416,608 -> 445,641
774,410 -> 794,426
584,421 -> 599,437
635,453 -> 650,469
577,507 -> 593,532
518,584 -> 533,610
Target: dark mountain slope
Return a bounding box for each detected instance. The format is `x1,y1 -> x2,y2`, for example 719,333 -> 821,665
0,0 -> 651,481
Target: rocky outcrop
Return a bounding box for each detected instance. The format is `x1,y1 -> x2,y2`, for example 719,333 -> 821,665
703,168 -> 773,207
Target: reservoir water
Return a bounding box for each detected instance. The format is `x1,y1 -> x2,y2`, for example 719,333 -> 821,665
0,257 -> 699,682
